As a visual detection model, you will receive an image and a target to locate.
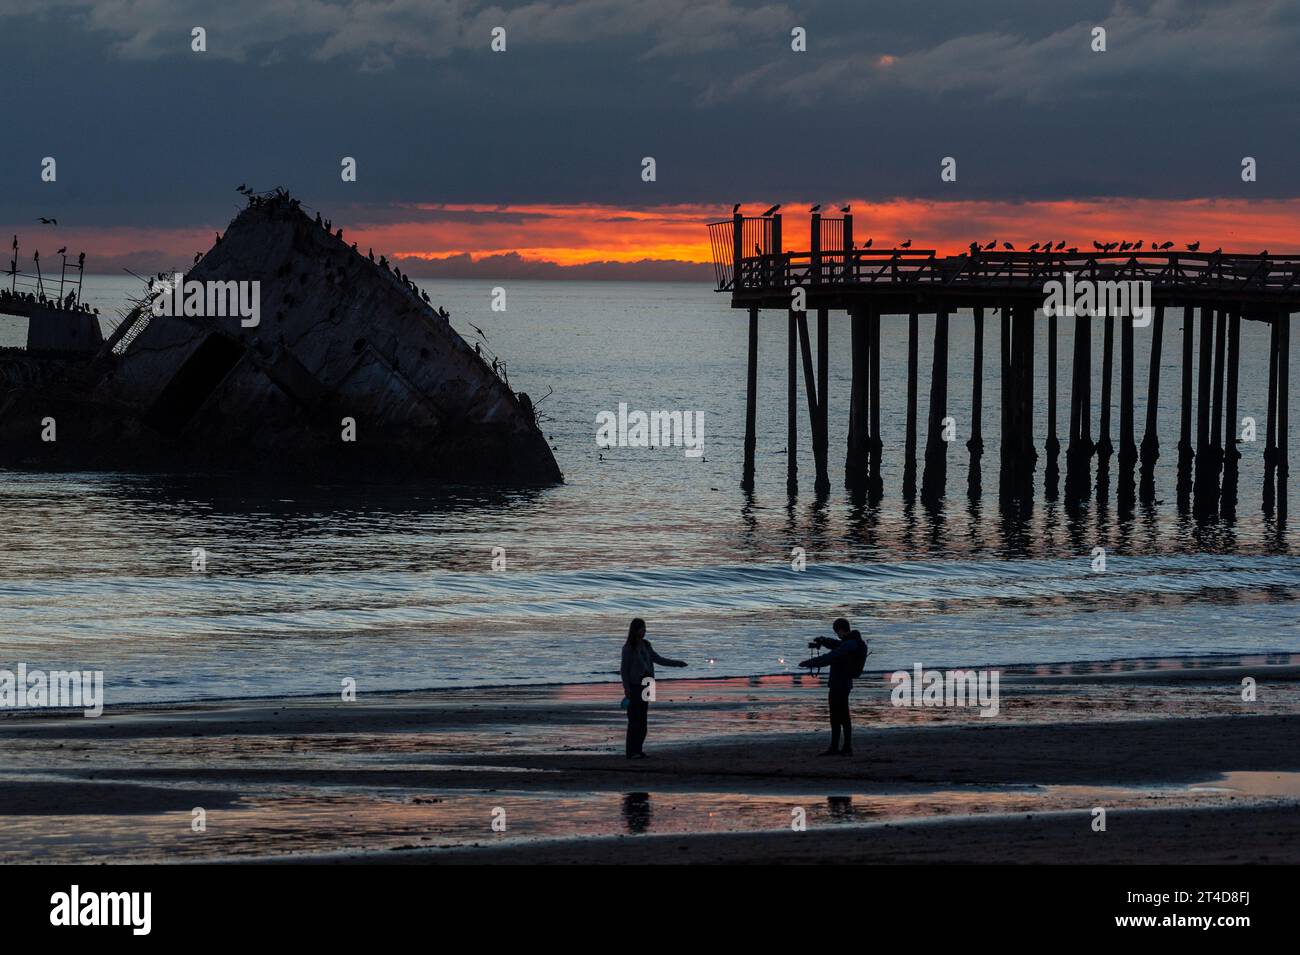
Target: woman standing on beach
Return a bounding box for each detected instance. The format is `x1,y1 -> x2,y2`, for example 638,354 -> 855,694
620,618 -> 687,759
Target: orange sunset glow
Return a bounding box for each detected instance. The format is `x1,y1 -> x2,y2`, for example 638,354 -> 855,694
11,197 -> 1300,275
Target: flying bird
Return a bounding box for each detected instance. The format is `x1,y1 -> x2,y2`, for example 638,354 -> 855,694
469,322 -> 488,341
37,217 -> 57,225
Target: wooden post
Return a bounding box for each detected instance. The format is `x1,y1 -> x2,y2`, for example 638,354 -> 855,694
816,308 -> 830,493
1096,316 -> 1115,503
797,311 -> 822,489
1020,303 -> 1038,503
1193,306 -> 1214,516
967,306 -> 985,499
1206,308 -> 1228,513
921,306 -> 950,505
1118,310 -> 1137,511
732,212 -> 744,291
1176,305 -> 1195,510
743,307 -> 758,489
1139,305 -> 1165,504
810,212 -> 821,286
1045,311 -> 1060,500
1220,311 -> 1241,518
1264,316 -> 1280,514
842,214 -> 854,284
999,305 -> 1014,501
846,306 -> 869,490
1065,312 -> 1091,505
787,308 -> 798,494
1279,314 -> 1290,518
868,307 -> 883,499
771,214 -> 783,289
903,307 -> 919,501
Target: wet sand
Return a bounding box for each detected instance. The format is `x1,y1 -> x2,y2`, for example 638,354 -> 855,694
2,662 -> 1298,864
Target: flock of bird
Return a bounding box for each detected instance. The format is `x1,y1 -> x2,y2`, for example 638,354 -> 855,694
732,205 -> 1278,258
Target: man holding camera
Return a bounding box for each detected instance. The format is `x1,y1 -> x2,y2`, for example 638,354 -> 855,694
799,617 -> 868,756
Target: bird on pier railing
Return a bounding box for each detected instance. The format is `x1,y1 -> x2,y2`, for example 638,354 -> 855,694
863,238 -> 873,248
969,242 -> 980,254
762,205 -> 780,217
732,203 -> 741,213
900,239 -> 912,249
1003,242 -> 1015,250
1029,242 -> 1041,251
1119,241 -> 1131,251
1055,241 -> 1066,251
840,205 -> 850,213
810,204 -> 820,213
1093,241 -> 1103,250
1159,241 -> 1174,250
1188,241 -> 1201,251
983,240 -> 997,250
1067,247 -> 1078,254
1134,240 -> 1144,250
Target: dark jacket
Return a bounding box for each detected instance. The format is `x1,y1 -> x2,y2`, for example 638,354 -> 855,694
621,639 -> 684,699
800,634 -> 867,691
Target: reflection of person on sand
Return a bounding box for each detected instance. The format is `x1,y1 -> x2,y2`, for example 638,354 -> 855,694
620,617 -> 687,760
799,618 -> 868,757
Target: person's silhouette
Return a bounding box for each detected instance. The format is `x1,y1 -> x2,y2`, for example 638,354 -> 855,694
799,618 -> 868,756
619,617 -> 686,759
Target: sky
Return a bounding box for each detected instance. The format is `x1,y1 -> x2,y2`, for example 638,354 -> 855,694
3,0 -> 1300,279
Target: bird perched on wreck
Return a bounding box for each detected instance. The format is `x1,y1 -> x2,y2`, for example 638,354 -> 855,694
57,246 -> 66,254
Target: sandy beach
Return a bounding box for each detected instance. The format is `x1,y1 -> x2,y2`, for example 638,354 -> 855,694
2,659 -> 1298,864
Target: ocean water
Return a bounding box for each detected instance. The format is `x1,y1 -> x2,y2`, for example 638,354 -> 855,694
0,277 -> 1297,703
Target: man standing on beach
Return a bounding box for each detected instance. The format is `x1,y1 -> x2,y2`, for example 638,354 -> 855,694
799,618 -> 867,756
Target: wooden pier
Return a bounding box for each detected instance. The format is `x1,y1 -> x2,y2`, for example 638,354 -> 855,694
707,211 -> 1295,517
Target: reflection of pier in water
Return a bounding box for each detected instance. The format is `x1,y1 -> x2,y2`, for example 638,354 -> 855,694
707,211 -> 1294,520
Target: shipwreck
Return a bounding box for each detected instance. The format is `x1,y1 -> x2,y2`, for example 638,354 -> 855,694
0,189 -> 562,484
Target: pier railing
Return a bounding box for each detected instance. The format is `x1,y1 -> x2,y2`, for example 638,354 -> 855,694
707,213 -> 1300,304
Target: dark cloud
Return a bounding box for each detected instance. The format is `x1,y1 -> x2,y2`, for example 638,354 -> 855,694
2,0 -> 1298,233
